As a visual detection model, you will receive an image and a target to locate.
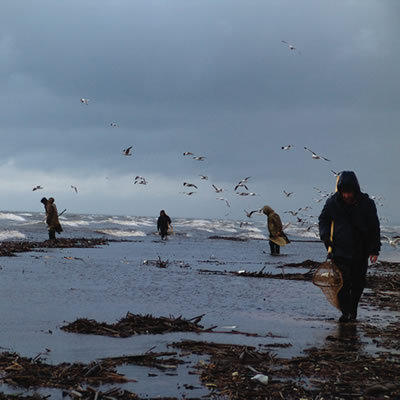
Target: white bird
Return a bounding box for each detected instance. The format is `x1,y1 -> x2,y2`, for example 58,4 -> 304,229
331,170 -> 341,177
199,175 -> 208,180
32,185 -> 43,191
237,192 -> 257,196
134,177 -> 147,185
234,183 -> 249,191
193,156 -> 206,161
181,191 -> 196,196
123,146 -> 133,156
281,40 -> 297,51
281,145 -> 293,150
183,151 -> 194,156
285,210 -> 299,216
304,147 -> 330,162
283,190 -> 293,197
244,209 -> 261,218
217,197 -> 230,207
381,235 -> 400,248
236,177 -> 251,185
251,374 -> 269,385
212,184 -> 224,193
183,182 -> 198,189
110,122 -> 119,127
80,98 -> 89,105
71,185 -> 78,194
135,176 -> 145,181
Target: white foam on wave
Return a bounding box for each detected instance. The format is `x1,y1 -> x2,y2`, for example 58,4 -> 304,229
61,220 -> 90,227
0,213 -> 26,222
0,230 -> 26,241
107,218 -> 154,227
97,229 -> 147,237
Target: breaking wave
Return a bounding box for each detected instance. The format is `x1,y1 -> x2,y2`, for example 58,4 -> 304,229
96,229 -> 147,237
0,230 -> 26,241
0,213 -> 26,222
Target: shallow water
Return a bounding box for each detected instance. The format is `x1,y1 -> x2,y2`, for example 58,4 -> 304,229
0,212 -> 398,398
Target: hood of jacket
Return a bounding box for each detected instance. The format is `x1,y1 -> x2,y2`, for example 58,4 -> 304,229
337,171 -> 361,195
262,205 -> 274,216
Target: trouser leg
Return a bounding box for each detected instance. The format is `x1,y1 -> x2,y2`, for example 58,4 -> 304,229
276,244 -> 280,254
48,228 -> 56,240
336,260 -> 353,315
349,258 -> 368,318
269,241 -> 276,255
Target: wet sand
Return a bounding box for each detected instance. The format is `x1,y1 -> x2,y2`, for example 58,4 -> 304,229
0,236 -> 398,399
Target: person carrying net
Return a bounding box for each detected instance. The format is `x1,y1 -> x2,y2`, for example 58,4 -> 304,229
318,171 -> 381,323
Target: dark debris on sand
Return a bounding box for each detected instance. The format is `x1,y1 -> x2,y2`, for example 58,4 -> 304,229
169,337 -> 400,399
61,312 -> 206,337
0,238 -> 111,257
0,352 -> 132,390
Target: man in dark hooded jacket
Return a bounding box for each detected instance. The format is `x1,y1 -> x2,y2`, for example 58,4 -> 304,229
157,210 -> 171,240
319,171 -> 381,322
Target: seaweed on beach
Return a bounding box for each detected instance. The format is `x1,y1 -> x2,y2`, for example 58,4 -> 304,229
0,238 -> 110,257
169,337 -> 400,399
61,312 -> 206,337
0,352 -> 133,389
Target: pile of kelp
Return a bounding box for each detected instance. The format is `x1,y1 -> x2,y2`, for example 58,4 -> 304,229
0,352 -> 132,389
170,336 -> 400,399
61,312 -> 206,337
0,238 -> 110,257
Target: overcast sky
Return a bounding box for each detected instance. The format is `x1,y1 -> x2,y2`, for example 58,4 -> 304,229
0,0 -> 399,223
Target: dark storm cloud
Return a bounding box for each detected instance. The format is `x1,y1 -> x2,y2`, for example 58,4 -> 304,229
0,0 -> 399,219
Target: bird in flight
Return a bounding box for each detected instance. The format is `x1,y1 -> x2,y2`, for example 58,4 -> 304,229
32,185 -> 43,191
181,191 -> 196,196
123,146 -> 133,156
212,184 -> 224,193
234,183 -> 249,192
281,41 -> 297,51
183,152 -> 194,156
80,98 -> 89,105
110,122 -> 119,128
183,182 -> 198,189
281,145 -> 293,150
381,235 -> 400,248
331,170 -> 341,177
285,210 -> 300,216
244,209 -> 261,218
199,175 -> 208,180
71,185 -> 78,194
283,190 -> 293,197
134,176 -> 147,185
304,147 -> 330,161
237,192 -> 257,196
217,197 -> 230,208
193,156 -> 206,161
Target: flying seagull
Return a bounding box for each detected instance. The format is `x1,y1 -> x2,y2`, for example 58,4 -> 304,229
32,185 -> 43,191
281,145 -> 294,150
237,192 -> 256,196
281,40 -> 296,51
183,151 -> 194,156
244,209 -> 261,218
183,182 -> 198,189
181,191 -> 196,196
80,98 -> 89,105
123,146 -> 133,156
71,185 -> 78,194
381,235 -> 400,248
283,190 -> 293,197
199,175 -> 208,180
234,183 -> 249,191
212,184 -> 224,193
110,122 -> 119,127
193,156 -> 206,161
304,147 -> 330,162
217,197 -> 230,208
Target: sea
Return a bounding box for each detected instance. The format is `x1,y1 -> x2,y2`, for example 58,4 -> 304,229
0,211 -> 398,398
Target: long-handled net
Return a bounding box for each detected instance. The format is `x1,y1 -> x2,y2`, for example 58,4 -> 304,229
312,259 -> 343,309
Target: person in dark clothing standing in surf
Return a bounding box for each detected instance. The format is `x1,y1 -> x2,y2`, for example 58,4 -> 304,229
319,171 -> 381,323
157,210 -> 172,240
